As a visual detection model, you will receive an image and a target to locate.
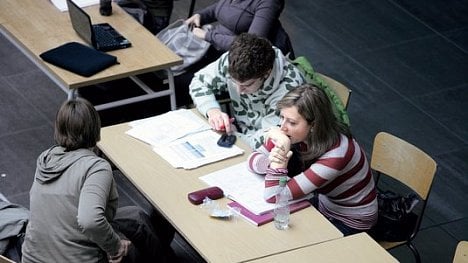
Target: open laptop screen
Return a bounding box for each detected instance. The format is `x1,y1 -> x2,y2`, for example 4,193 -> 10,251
66,0 -> 95,47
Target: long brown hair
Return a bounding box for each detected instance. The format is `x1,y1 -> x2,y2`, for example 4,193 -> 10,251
277,84 -> 351,162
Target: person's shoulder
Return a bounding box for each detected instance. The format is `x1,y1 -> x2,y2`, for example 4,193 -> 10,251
77,150 -> 112,170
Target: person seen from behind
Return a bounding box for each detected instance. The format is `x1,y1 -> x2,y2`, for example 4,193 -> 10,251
21,98 -> 176,263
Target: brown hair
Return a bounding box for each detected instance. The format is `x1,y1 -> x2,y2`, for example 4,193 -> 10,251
277,84 -> 351,161
228,33 -> 275,82
54,98 -> 101,151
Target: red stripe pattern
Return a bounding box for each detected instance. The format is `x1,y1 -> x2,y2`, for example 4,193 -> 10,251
247,134 -> 378,229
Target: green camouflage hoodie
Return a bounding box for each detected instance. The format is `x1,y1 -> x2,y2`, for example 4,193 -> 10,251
190,48 -> 306,149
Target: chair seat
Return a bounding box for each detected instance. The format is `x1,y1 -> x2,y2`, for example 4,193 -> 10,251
379,240 -> 407,250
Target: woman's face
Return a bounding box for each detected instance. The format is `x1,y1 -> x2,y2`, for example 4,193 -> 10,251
279,106 -> 312,144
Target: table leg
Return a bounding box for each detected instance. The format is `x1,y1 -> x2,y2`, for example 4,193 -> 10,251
166,69 -> 177,110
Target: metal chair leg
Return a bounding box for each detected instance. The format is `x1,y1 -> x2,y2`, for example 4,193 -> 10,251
408,242 -> 421,263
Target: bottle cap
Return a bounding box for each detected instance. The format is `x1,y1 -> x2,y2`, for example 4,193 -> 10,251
279,177 -> 287,186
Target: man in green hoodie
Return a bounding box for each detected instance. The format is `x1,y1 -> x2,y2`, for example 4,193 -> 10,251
189,33 -> 306,149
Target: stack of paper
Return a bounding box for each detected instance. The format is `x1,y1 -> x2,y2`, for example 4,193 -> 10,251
126,109 -> 244,169
200,162 -> 310,216
127,109 -> 211,147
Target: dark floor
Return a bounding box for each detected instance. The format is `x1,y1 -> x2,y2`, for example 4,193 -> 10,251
1,0 -> 467,262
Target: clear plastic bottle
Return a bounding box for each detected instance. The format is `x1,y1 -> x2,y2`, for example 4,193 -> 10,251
273,177 -> 290,230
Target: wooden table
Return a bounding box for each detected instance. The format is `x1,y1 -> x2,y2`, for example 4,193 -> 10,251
454,241 -> 468,263
98,119 -> 343,263
248,232 -> 398,263
0,0 -> 182,110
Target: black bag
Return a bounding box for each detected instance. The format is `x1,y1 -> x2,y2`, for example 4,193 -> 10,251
39,42 -> 118,77
371,190 -> 419,242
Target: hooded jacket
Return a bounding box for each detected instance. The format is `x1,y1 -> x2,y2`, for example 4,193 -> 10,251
189,48 -> 306,149
22,146 -> 120,263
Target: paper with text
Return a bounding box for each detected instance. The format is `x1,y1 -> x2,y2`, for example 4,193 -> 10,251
201,162 -> 310,215
152,130 -> 243,169
126,109 -> 211,147
200,162 -> 278,215
126,109 -> 243,169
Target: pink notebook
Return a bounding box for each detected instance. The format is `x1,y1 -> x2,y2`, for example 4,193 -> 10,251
228,200 -> 311,226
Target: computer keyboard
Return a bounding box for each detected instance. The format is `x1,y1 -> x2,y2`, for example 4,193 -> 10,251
93,25 -> 122,48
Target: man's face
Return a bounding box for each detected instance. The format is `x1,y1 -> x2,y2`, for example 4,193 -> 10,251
229,77 -> 264,94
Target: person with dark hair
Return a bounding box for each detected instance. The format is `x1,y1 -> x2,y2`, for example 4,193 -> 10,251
189,33 -> 305,149
185,0 -> 293,57
247,84 -> 378,236
22,98 -> 175,263
175,0 -> 295,107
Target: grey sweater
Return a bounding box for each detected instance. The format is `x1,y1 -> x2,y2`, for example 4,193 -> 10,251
22,146 -> 120,263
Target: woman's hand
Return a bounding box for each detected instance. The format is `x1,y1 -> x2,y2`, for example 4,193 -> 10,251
185,14 -> 201,27
207,109 -> 234,133
266,127 -> 291,153
108,239 -> 131,263
269,146 -> 293,169
192,27 -> 207,40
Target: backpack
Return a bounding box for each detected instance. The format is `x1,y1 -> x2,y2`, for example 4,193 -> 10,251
291,56 -> 350,126
370,190 -> 419,242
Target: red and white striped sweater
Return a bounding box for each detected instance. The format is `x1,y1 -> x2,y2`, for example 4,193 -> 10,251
247,134 -> 378,230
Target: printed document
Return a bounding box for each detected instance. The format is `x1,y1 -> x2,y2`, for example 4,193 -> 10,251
200,162 -> 309,215
126,109 -> 211,147
126,109 -> 244,169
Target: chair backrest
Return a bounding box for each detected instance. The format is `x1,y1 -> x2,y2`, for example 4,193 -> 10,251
316,72 -> 352,109
453,241 -> 468,263
371,132 -> 437,200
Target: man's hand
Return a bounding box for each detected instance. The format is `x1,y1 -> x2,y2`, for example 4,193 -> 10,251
207,109 -> 234,133
108,239 -> 131,263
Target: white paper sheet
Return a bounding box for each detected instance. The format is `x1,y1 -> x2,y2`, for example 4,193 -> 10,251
152,130 -> 244,169
200,162 -> 277,215
50,0 -> 99,12
126,110 -> 243,169
200,162 -> 310,215
126,109 -> 211,147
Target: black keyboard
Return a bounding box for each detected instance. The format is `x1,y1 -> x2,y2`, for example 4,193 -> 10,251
93,25 -> 122,47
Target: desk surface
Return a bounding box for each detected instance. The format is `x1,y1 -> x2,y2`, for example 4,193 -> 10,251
248,232 -> 398,263
98,120 -> 343,263
0,0 -> 181,89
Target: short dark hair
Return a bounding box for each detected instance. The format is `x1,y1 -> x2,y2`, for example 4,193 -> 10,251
54,98 -> 101,151
228,33 -> 275,82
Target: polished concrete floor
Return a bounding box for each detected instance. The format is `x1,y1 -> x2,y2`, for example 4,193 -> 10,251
0,0 -> 467,262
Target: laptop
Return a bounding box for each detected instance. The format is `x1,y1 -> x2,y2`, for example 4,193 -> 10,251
66,0 -> 131,52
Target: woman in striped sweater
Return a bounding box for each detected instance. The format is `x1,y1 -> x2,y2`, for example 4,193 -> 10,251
247,84 -> 378,235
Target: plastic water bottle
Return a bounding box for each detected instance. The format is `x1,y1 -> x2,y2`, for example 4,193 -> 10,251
274,177 -> 290,230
